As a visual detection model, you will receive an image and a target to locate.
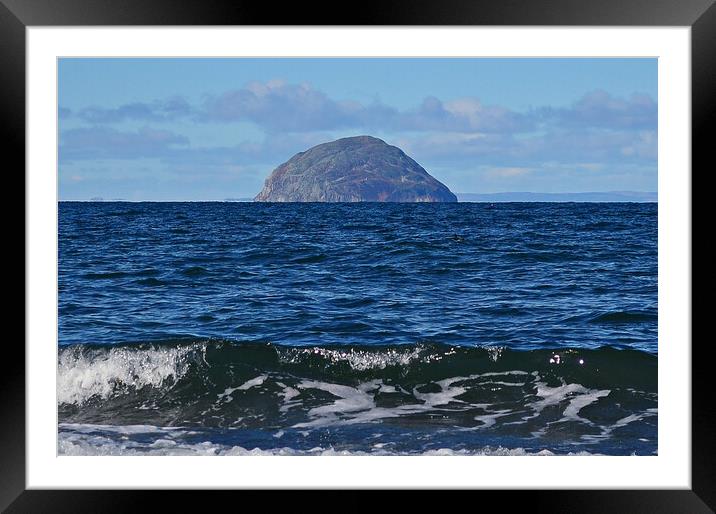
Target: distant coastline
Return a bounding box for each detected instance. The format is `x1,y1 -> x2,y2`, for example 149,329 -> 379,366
456,191 -> 657,203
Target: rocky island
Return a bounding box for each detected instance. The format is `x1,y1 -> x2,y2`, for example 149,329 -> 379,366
254,136 -> 457,202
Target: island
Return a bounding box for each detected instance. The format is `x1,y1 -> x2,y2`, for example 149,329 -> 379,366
254,135 -> 457,202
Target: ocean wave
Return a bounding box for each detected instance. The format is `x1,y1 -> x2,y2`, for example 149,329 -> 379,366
277,345 -> 427,371
57,342 -> 201,405
58,340 -> 656,404
58,340 -> 657,451
589,311 -> 657,324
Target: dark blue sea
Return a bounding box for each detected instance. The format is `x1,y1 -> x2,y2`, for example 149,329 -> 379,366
58,202 -> 657,456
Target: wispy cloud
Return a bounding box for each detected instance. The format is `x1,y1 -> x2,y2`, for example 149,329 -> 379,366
75,97 -> 193,124
58,81 -> 657,197
486,167 -> 533,178
60,82 -> 657,137
398,127 -> 656,166
539,90 -> 657,129
59,126 -> 190,162
61,80 -> 540,134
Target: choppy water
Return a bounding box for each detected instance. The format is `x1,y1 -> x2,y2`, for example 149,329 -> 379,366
58,202 -> 657,455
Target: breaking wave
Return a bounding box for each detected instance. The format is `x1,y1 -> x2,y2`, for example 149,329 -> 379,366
58,339 -> 657,455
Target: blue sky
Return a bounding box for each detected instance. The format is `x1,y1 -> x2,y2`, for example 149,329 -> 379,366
58,58 -> 657,201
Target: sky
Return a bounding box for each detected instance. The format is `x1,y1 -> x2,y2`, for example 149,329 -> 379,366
58,58 -> 657,201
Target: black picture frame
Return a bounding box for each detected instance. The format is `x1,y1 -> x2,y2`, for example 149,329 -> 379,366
4,0 -> 712,510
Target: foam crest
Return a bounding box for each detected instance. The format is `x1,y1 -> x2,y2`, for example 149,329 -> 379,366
278,346 -> 426,370
57,344 -> 201,405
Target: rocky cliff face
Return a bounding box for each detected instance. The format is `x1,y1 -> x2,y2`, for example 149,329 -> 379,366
254,136 -> 457,202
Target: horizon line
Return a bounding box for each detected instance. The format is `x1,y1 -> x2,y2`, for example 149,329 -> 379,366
58,190 -> 658,203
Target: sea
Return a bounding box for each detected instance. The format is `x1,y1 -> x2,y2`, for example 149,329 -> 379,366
58,202 -> 657,456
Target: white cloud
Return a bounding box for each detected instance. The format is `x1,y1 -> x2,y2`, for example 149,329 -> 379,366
486,167 -> 533,178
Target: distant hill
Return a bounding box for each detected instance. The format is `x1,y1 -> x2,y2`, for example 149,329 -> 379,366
457,191 -> 657,203
254,136 -> 457,202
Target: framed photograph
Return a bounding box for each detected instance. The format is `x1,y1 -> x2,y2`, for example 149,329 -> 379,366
6,0 -> 712,509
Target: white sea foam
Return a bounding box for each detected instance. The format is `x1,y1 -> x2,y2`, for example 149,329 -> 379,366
478,371 -> 529,377
58,424 -> 595,456
412,376 -> 469,407
57,344 -> 201,405
580,410 -> 658,444
292,380 -> 379,427
474,409 -> 514,429
526,381 -> 611,423
217,375 -> 269,402
278,345 -> 429,370
291,375 -> 502,428
561,388 -> 611,423
533,382 -> 590,411
278,384 -> 302,413
58,422 -> 188,435
237,375 -> 267,390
